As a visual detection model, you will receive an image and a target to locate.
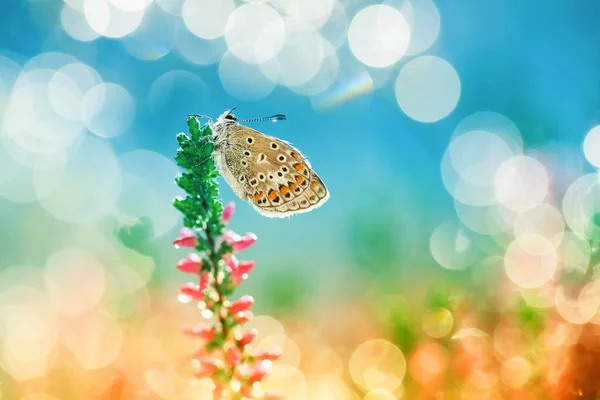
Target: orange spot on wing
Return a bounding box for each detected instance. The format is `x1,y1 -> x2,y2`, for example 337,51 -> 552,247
268,189 -> 278,200
311,182 -> 318,189
293,163 -> 305,172
279,185 -> 289,195
295,176 -> 304,184
292,152 -> 301,161
289,183 -> 298,191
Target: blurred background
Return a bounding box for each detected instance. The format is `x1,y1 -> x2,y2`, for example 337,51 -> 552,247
1,0 -> 600,398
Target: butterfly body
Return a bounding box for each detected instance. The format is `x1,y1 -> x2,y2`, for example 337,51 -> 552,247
208,110 -> 329,218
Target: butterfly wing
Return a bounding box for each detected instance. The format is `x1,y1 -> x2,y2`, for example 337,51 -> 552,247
219,124 -> 329,218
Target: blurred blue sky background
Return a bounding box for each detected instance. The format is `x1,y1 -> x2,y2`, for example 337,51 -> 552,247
1,0 -> 600,289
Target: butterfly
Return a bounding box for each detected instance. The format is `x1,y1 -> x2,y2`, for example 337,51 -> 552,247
194,109 -> 329,218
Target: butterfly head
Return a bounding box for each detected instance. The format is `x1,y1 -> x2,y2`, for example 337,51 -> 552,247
217,109 -> 238,125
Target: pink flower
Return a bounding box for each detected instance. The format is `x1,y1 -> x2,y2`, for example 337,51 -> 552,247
231,260 -> 255,286
223,254 -> 239,271
239,329 -> 258,347
222,202 -> 235,224
199,271 -> 210,292
221,230 -> 257,252
177,254 -> 202,274
249,363 -> 267,383
173,228 -> 198,248
179,283 -> 204,300
237,260 -> 255,276
193,357 -> 221,378
227,346 -> 242,367
182,325 -> 216,340
235,310 -> 254,324
229,295 -> 254,314
255,347 -> 282,361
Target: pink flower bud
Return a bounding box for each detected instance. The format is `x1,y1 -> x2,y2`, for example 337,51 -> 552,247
222,230 -> 257,252
199,271 -> 210,292
239,329 -> 258,347
235,310 -> 254,324
231,260 -> 255,286
230,295 -> 254,314
176,254 -> 202,274
194,357 -> 220,378
173,228 -> 198,248
249,363 -> 267,383
232,233 -> 257,252
237,260 -> 255,275
182,325 -> 216,340
222,202 -> 235,224
179,282 -> 204,300
255,347 -> 282,361
223,254 -> 239,272
227,346 -> 242,367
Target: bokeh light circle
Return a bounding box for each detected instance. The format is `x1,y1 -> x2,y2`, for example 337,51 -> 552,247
562,174 -> 600,239
182,0 -> 234,39
32,136 -> 122,223
81,82 -> 136,138
348,5 -> 410,68
121,5 -> 179,60
61,4 -> 101,42
219,52 -> 276,101
583,125 -> 600,167
422,308 -> 454,338
494,156 -> 549,212
83,0 -> 145,38
430,220 -> 477,270
349,339 -> 406,392
442,131 -> 517,206
44,247 -> 106,316
259,31 -> 327,87
224,3 -> 286,64
504,236 -> 557,288
395,56 -> 461,122
514,203 -> 565,252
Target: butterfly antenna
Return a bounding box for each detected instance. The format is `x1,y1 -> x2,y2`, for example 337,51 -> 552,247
240,114 -> 287,123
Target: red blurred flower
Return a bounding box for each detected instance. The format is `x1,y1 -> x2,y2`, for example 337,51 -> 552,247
222,202 -> 235,224
227,346 -> 242,367
239,329 -> 258,347
173,227 -> 198,248
223,254 -> 239,271
179,282 -> 204,300
249,363 -> 267,383
199,271 -> 210,291
194,357 -> 221,378
177,254 -> 202,274
235,310 -> 254,324
182,325 -> 216,340
230,295 -> 254,314
237,260 -> 255,276
221,230 -> 257,252
255,347 -> 282,362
